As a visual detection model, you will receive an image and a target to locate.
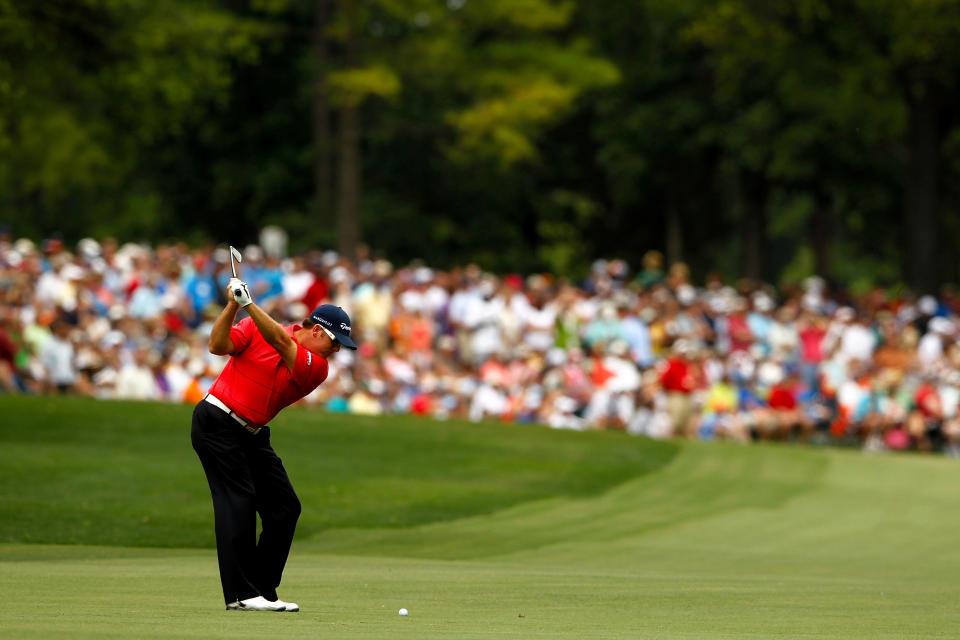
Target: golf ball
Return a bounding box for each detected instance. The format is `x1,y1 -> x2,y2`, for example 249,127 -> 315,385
398,608 -> 408,616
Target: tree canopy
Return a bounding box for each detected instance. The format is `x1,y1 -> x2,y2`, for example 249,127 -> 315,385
3,0 -> 960,292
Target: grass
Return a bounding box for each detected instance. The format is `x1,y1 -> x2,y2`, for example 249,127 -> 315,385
0,395 -> 677,547
2,395 -> 960,638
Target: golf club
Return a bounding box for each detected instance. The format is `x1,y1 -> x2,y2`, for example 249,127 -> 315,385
229,245 -> 242,278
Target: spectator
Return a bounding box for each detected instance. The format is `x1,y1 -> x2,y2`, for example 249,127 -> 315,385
658,340 -> 701,438
40,319 -> 80,393
0,312 -> 23,391
633,250 -> 665,290
9,232 -> 960,457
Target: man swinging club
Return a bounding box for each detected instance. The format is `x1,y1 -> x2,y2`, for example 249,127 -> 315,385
191,249 -> 357,611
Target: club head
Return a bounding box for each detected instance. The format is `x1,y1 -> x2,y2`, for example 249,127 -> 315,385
229,246 -> 242,278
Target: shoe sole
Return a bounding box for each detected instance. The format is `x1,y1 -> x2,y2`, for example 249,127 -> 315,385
225,599 -> 297,612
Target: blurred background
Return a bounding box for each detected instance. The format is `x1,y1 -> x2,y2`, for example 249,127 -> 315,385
4,0 -> 960,289
3,0 -> 960,453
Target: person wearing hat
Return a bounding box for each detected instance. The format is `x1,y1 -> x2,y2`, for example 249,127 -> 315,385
191,277 -> 356,612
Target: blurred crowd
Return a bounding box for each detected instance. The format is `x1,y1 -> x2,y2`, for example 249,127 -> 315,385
4,228 -> 960,456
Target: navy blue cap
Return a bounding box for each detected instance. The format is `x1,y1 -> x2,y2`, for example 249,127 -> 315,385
310,304 -> 357,350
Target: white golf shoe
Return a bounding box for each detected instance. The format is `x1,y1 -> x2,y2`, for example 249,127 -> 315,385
273,598 -> 299,612
226,596 -> 287,611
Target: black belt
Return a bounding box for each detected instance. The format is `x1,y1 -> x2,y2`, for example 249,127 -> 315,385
204,394 -> 261,434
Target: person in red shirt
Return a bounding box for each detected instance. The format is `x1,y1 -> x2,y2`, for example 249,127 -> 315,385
192,276 -> 356,612
909,377 -> 944,451
658,340 -> 702,437
767,370 -> 813,441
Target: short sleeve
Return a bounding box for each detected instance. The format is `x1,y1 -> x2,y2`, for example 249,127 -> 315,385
292,343 -> 329,390
229,316 -> 256,354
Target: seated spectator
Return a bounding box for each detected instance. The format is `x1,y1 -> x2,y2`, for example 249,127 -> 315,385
9,232 -> 960,458
41,319 -> 81,394
767,369 -> 814,442
698,371 -> 745,441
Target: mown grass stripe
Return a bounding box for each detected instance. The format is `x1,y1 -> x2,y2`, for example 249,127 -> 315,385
0,395 -> 677,548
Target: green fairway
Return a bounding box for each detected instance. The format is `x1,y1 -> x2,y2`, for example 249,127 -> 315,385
2,397 -> 960,638
0,396 -> 677,547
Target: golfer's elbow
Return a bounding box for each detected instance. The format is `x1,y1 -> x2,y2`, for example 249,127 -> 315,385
209,337 -> 232,356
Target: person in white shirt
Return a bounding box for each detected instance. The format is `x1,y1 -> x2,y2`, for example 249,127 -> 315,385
584,340 -> 641,427
918,317 -> 953,368
514,290 -> 558,354
464,279 -> 504,366
114,345 -> 162,400
281,257 -> 315,306
823,307 -> 876,366
469,380 -> 508,422
40,319 -> 76,392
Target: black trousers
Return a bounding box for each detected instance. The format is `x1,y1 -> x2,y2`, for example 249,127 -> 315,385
191,400 -> 301,604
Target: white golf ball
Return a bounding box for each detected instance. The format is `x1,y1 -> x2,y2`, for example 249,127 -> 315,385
398,608 -> 408,616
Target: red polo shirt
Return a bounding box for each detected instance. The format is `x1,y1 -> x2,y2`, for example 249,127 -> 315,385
208,317 -> 329,426
768,384 -> 798,411
659,357 -> 696,393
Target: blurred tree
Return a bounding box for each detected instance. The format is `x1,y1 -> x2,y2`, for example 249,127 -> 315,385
853,0 -> 960,294
687,0 -> 960,292
5,0 -> 960,291
577,0 -> 725,277
312,0 -> 333,224
686,0 -> 901,284
192,0 -> 618,267
0,0 -> 263,240
319,0 -> 617,263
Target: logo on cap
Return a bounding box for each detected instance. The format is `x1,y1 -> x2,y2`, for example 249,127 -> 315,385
310,304 -> 356,349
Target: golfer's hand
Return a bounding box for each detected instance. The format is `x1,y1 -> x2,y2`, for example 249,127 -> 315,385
229,278 -> 253,307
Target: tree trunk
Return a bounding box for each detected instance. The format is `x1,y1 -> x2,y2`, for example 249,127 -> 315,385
338,103 -> 360,260
337,0 -> 360,260
904,82 -> 940,295
738,169 -> 768,281
312,0 -> 333,220
810,195 -> 831,278
665,204 -> 683,267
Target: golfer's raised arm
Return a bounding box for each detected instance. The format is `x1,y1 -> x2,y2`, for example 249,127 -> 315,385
244,302 -> 297,370
208,298 -> 239,355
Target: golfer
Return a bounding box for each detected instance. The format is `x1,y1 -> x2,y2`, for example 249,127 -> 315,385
191,277 -> 357,612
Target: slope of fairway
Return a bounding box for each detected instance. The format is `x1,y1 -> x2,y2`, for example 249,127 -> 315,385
0,395 -> 677,546
306,440 -> 828,558
3,396 -> 960,639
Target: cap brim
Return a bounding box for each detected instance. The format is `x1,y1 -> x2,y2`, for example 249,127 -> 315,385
334,333 -> 358,350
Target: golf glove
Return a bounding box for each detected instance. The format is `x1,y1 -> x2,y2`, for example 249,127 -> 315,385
229,278 -> 253,307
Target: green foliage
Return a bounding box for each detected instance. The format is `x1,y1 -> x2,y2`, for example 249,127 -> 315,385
0,0 -> 264,239
535,189 -> 599,276
5,0 -> 960,287
471,0 -> 575,30
327,65 -> 401,107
